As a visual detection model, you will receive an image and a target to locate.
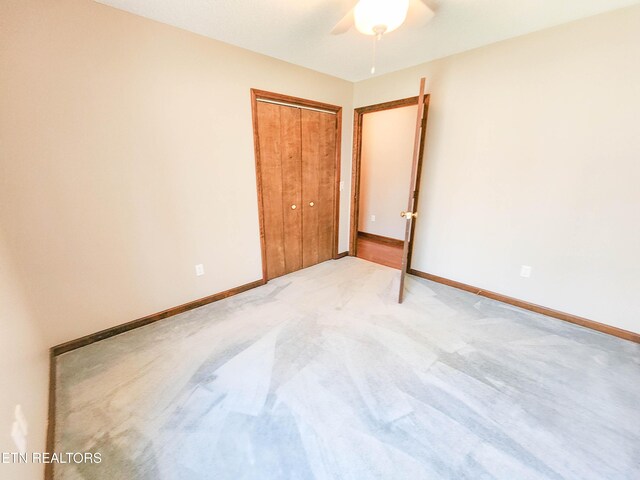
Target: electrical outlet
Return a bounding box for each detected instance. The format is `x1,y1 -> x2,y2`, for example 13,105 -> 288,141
195,264 -> 205,276
339,181 -> 344,192
370,215 -> 376,222
520,265 -> 532,278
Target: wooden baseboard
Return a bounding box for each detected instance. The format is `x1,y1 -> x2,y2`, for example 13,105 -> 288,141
45,350 -> 56,480
408,269 -> 640,344
51,279 -> 265,356
357,231 -> 404,248
45,277 -> 265,478
335,251 -> 349,259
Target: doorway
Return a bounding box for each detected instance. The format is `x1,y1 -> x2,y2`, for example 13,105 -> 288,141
251,89 -> 342,281
349,95 -> 430,270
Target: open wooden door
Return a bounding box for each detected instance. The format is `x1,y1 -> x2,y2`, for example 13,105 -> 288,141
398,78 -> 429,303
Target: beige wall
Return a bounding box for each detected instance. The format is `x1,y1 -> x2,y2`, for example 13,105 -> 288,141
0,236 -> 48,480
0,0 -> 353,347
2,2 -> 638,474
354,5 -> 640,334
359,105 -> 417,240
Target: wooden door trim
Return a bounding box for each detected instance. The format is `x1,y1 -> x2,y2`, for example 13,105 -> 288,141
251,89 -> 342,282
333,107 -> 343,261
349,95 -> 430,258
253,89 -> 343,115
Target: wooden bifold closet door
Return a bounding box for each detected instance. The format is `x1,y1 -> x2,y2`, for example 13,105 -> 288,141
256,101 -> 337,280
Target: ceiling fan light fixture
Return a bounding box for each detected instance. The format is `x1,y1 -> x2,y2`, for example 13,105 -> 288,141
354,0 -> 410,36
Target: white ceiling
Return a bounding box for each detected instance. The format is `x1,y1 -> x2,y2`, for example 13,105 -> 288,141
96,0 -> 640,82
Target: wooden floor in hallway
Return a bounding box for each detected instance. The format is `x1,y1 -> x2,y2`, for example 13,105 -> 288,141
356,232 -> 404,269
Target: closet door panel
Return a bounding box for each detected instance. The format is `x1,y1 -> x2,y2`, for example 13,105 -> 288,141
257,102 -> 286,280
257,95 -> 337,279
280,106 -> 303,274
317,112 -> 337,263
301,110 -> 320,268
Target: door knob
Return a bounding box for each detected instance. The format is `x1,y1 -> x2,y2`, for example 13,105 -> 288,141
309,201 -> 315,207
401,211 -> 417,219
291,204 -> 297,210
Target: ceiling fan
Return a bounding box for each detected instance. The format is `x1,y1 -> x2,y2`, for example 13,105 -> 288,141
331,0 -> 435,37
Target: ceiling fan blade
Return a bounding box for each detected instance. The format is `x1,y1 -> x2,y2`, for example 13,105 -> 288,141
406,0 -> 435,28
331,8 -> 354,35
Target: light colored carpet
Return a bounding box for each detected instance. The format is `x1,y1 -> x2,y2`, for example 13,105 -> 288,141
54,257 -> 640,479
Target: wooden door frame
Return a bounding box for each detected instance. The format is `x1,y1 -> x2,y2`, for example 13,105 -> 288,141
250,89 -> 343,282
349,95 -> 430,266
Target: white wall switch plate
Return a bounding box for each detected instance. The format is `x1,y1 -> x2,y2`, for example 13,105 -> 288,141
195,264 -> 205,276
520,265 -> 532,278
370,215 -> 376,222
339,181 -> 344,191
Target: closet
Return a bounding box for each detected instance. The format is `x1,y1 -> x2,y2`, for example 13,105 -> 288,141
252,91 -> 340,281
